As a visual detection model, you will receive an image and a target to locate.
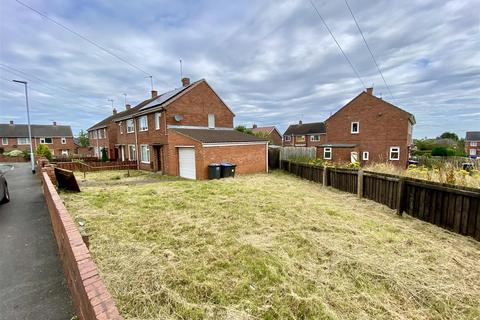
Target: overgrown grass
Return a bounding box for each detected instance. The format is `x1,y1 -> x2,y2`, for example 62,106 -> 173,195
61,170 -> 480,320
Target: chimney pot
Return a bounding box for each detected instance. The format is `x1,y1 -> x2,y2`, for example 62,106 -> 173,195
151,90 -> 158,98
366,87 -> 373,95
181,77 -> 190,87
125,104 -> 131,110
53,121 -> 57,126
9,120 -> 14,125
112,108 -> 117,115
253,124 -> 257,129
299,120 -> 303,125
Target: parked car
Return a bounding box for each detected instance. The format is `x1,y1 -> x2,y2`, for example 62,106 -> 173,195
0,165 -> 11,204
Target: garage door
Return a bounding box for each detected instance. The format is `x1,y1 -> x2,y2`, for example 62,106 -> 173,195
178,147 -> 196,179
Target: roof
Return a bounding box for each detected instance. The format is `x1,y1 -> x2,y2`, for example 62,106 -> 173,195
251,126 -> 275,134
0,124 -> 73,137
172,128 -> 268,144
466,131 -> 480,141
284,122 -> 326,136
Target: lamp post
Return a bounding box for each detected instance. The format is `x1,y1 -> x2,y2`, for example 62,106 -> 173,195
12,80 -> 35,174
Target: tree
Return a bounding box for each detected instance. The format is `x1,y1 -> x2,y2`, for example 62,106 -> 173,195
101,147 -> 108,162
235,125 -> 253,135
77,130 -> 89,147
253,131 -> 273,144
36,144 -> 52,161
439,132 -> 459,141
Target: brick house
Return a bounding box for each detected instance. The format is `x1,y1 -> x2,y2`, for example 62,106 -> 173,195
465,131 -> 480,158
250,124 -> 282,146
111,78 -> 268,179
0,121 -> 75,156
282,121 -> 326,147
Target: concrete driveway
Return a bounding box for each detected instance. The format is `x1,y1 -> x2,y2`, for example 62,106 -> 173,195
0,163 -> 73,320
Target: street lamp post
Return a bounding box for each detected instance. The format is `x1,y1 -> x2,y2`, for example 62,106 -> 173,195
13,80 -> 35,174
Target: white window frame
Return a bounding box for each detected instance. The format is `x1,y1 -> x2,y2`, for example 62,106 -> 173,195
126,119 -> 134,133
296,135 -> 305,142
351,122 -> 359,134
18,137 -> 31,145
139,116 -> 148,131
324,147 -> 332,160
284,135 -> 291,142
310,135 -> 320,141
140,144 -> 150,164
40,137 -> 53,144
1,137 -> 8,145
61,137 -> 67,144
362,151 -> 369,161
470,149 -> 477,156
471,141 -> 478,147
155,112 -> 161,130
92,131 -> 97,139
128,144 -> 136,160
119,122 -> 123,134
208,114 -> 215,129
389,147 -> 400,161
61,150 -> 69,156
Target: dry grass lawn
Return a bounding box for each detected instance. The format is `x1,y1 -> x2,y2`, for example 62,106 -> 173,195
60,170 -> 480,320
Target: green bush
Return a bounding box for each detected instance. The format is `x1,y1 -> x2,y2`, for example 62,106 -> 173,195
36,144 -> 52,161
4,149 -> 24,157
431,147 -> 455,157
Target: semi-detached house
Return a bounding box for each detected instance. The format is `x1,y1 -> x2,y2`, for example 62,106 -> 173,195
465,131 -> 480,158
110,78 -> 268,179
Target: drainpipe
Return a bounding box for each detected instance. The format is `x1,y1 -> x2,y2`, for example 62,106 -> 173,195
265,142 -> 269,173
134,118 -> 139,169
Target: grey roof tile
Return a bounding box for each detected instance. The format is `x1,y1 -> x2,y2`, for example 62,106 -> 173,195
0,124 -> 73,137
173,128 -> 268,143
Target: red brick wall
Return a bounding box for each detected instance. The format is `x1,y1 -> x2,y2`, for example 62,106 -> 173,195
325,92 -> 412,167
41,170 -> 122,320
1,136 -> 76,156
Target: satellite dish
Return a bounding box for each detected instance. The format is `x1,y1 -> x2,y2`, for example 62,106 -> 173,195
174,115 -> 183,122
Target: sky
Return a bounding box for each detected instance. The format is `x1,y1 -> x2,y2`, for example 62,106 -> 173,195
0,0 -> 479,138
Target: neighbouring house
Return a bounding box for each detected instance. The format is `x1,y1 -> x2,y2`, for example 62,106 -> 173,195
112,77 -> 268,179
250,124 -> 282,146
465,131 -> 480,158
73,138 -> 93,156
0,121 -> 75,156
282,121 -> 326,147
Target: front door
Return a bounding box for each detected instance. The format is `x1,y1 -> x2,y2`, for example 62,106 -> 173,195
350,151 -> 359,163
156,146 -> 162,172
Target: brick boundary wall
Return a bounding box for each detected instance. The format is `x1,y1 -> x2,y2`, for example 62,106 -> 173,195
41,169 -> 122,320
0,155 -> 28,162
56,161 -> 137,172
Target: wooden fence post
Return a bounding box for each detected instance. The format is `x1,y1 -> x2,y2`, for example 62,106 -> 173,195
357,169 -> 363,198
396,178 -> 405,216
323,166 -> 328,187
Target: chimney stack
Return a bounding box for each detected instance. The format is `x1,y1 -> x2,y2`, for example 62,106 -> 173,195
366,87 -> 373,95
112,108 -> 117,115
181,77 -> 190,87
53,121 -> 57,126
9,120 -> 14,125
151,90 -> 158,98
253,124 -> 258,129
125,104 -> 131,110
299,120 -> 303,125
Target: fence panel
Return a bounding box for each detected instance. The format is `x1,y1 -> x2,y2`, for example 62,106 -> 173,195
363,172 -> 400,209
279,147 -> 316,161
328,168 -> 357,194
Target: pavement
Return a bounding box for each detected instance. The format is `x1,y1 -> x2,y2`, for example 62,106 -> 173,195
0,163 -> 74,320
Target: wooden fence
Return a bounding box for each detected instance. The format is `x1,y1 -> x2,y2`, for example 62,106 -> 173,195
279,147 -> 316,162
281,160 -> 480,241
56,160 -> 137,172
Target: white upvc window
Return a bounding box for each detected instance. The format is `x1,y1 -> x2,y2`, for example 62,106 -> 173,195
139,116 -> 148,131
351,122 -> 359,134
155,112 -> 161,130
98,129 -> 103,139
471,141 -> 478,147
128,144 -> 136,160
40,137 -> 53,144
208,114 -> 215,129
284,135 -> 291,142
389,147 -> 400,160
362,151 -> 369,161
119,122 -> 123,134
310,135 -> 320,141
470,149 -> 477,156
324,147 -> 332,160
1,137 -> 8,145
61,137 -> 67,144
18,137 -> 31,145
61,150 -> 69,156
93,130 -> 97,139
140,145 -> 150,163
296,135 -> 305,142
127,119 -> 134,133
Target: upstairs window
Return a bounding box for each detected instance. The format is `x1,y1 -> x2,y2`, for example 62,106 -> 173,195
17,137 -> 30,145
1,137 -> 8,145
296,135 -> 305,142
155,113 -> 161,130
208,114 -> 215,129
471,141 -> 478,147
324,147 -> 332,160
389,147 -> 400,160
127,119 -> 134,133
93,131 -> 98,139
40,137 -> 53,144
351,122 -> 359,134
61,137 -> 67,144
284,135 -> 291,142
119,122 -> 123,134
139,116 -> 148,131
310,135 -> 320,141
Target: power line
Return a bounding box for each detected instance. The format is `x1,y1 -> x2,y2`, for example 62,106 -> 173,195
344,0 -> 395,101
309,0 -> 366,90
15,0 -> 152,77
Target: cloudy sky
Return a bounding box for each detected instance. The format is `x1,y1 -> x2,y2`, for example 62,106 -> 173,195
0,0 -> 479,137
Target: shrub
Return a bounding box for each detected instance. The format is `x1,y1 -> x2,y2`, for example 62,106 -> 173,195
36,144 -> 52,161
431,146 -> 455,157
5,149 -> 24,157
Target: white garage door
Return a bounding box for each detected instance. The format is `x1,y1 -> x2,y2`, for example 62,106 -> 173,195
178,147 -> 196,179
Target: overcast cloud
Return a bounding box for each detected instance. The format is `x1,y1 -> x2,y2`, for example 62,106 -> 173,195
0,0 -> 479,137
